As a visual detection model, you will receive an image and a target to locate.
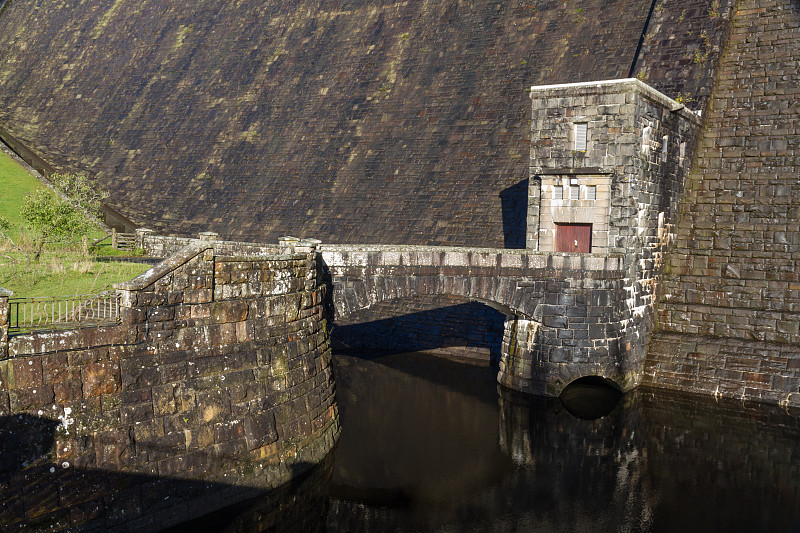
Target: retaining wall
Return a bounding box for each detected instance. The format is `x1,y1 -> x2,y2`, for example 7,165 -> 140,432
0,241 -> 338,530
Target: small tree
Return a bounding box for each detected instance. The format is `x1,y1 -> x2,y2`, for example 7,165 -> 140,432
19,173 -> 108,261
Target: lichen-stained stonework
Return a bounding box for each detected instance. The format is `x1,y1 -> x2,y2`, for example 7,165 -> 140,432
0,0 -> 728,246
321,244 -> 636,395
526,79 -> 699,393
647,0 -> 800,408
0,241 -> 338,531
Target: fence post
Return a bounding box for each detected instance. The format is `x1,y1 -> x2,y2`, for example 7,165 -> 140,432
0,287 -> 11,358
111,228 -> 117,249
135,228 -> 154,253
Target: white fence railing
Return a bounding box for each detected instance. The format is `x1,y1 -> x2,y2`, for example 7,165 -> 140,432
8,292 -> 121,333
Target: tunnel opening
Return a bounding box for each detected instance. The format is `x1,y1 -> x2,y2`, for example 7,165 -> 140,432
559,376 -> 622,420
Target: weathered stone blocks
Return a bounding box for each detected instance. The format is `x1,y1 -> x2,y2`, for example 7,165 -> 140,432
648,0 -> 800,406
0,241 -> 338,530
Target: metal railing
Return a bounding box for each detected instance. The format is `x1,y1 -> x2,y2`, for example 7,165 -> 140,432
8,292 -> 121,333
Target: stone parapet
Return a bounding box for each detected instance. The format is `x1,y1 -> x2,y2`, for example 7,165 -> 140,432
0,240 -> 337,530
139,232 -> 282,259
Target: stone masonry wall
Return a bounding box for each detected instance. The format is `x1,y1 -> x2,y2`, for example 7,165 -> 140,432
0,0 -> 725,246
646,0 -> 800,408
0,242 -> 338,530
634,0 -> 735,110
528,80 -> 699,391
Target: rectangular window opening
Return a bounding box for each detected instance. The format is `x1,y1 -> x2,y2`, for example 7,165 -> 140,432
553,186 -> 563,200
662,135 -> 669,162
587,185 -> 597,200
569,186 -> 580,200
574,123 -> 588,151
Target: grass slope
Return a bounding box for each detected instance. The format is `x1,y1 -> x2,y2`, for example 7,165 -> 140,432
0,147 -> 44,227
0,148 -> 149,297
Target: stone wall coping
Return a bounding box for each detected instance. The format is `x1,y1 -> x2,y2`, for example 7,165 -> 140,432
529,78 -> 701,125
320,246 -> 624,271
215,253 -> 310,262
536,167 -> 615,175
320,243 -> 623,256
114,241 -> 213,291
0,287 -> 12,297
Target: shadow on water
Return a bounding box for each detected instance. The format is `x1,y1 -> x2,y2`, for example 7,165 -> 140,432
164,456 -> 334,533
328,350 -> 800,533
0,413 -> 334,532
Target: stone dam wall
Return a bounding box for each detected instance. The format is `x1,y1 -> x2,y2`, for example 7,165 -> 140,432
0,0 -> 798,410
0,0 -> 728,246
0,241 -> 338,531
645,0 -> 800,407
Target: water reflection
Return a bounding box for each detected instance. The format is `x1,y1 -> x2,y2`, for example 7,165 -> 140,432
12,349 -> 798,531
330,351 -> 513,510
166,452 -> 334,533
328,351 -> 800,533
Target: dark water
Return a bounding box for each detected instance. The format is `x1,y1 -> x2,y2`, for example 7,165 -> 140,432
167,349 -> 800,532
324,351 -> 800,533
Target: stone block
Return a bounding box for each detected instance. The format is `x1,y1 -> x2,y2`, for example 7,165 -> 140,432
9,385 -> 55,411
81,362 -> 121,398
11,357 -> 43,389
0,360 -> 12,391
542,314 -> 568,329
550,347 -> 572,363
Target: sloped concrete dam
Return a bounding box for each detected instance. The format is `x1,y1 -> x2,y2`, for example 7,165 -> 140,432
0,243 -> 338,531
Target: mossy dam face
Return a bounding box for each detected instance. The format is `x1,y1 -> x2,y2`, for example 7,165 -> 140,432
0,0 -> 799,529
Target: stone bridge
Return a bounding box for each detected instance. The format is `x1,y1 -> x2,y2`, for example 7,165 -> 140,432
316,243 -> 641,396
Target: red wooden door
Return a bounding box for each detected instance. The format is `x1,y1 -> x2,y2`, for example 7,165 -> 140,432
555,224 -> 592,253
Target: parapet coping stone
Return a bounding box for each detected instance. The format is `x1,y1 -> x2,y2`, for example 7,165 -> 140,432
529,78 -> 701,125
216,253 -> 310,262
319,243 -> 623,256
115,241 -> 213,291
0,288 -> 12,297
320,245 -> 625,271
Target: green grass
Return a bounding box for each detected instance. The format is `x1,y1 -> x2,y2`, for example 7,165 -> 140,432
0,147 -> 46,228
0,148 -> 150,297
0,250 -> 150,298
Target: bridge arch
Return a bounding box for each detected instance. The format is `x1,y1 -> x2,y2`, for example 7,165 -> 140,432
320,248 -> 540,322
331,282 -> 530,323
331,294 -> 509,362
320,246 -> 634,397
